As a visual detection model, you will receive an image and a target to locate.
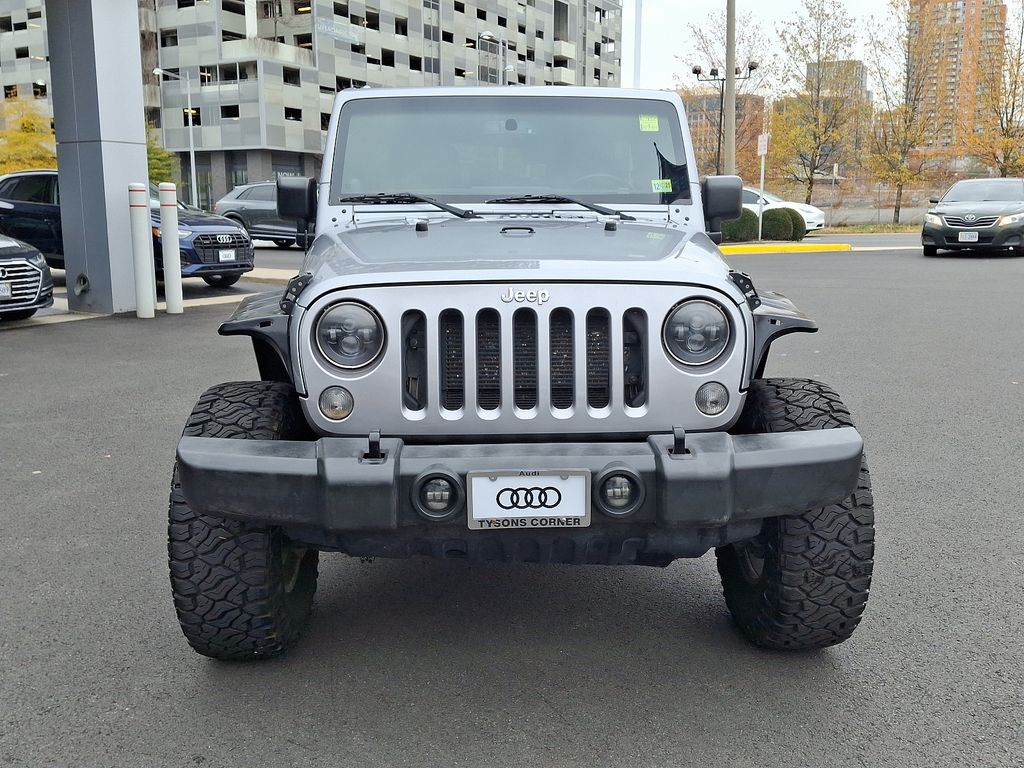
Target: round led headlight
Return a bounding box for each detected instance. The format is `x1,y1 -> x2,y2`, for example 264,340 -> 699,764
315,301 -> 385,369
663,300 -> 731,365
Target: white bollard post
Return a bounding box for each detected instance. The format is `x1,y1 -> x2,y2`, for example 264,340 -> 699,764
128,183 -> 155,319
159,183 -> 184,314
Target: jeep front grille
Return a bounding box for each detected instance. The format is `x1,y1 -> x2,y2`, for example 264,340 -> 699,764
403,304 -> 645,417
0,261 -> 42,306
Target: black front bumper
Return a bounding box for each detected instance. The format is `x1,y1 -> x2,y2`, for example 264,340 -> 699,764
176,429 -> 863,561
922,223 -> 1023,250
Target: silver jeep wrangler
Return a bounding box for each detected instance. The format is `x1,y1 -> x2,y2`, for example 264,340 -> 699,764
169,87 -> 874,660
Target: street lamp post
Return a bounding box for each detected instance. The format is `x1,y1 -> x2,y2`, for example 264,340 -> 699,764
153,67 -> 199,208
479,30 -> 513,85
691,61 -> 758,176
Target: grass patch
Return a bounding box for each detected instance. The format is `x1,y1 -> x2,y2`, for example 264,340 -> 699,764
819,223 -> 920,234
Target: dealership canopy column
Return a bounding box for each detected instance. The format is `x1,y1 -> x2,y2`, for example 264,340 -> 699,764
44,0 -> 149,315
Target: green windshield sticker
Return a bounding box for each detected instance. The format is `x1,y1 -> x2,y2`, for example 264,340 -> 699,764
639,114 -> 660,132
651,179 -> 673,193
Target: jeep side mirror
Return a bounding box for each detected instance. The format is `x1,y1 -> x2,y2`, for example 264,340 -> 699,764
277,176 -> 317,250
702,175 -> 743,245
929,197 -> 939,204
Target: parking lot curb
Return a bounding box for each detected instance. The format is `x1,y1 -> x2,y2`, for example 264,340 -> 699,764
720,243 -> 853,255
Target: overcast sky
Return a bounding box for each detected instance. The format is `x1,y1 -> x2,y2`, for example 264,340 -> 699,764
623,0 -> 893,89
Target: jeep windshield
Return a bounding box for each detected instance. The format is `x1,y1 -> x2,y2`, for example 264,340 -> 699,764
329,95 -> 691,207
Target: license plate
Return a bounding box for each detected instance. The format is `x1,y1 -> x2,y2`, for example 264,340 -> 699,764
467,469 -> 591,530
958,231 -> 979,242
0,282 -> 10,299
218,249 -> 236,261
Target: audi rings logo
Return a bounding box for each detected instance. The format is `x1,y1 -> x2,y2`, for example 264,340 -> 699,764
216,234 -> 233,244
496,486 -> 562,510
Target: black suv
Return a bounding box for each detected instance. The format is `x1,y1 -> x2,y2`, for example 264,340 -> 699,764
922,178 -> 1024,256
213,181 -> 298,248
0,170 -> 255,287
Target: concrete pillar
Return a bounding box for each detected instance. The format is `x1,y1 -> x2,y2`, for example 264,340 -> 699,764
45,0 -> 148,314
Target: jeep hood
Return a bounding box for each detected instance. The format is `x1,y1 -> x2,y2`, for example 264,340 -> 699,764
300,217 -> 739,301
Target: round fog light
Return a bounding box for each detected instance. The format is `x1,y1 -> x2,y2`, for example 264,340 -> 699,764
695,381 -> 729,416
595,468 -> 645,517
319,386 -> 354,420
411,471 -> 465,521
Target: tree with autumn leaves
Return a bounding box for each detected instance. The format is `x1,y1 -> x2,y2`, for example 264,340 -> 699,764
0,100 -> 56,175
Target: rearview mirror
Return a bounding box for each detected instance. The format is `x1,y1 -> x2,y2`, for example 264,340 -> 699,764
929,197 -> 939,204
277,176 -> 317,249
702,175 -> 743,245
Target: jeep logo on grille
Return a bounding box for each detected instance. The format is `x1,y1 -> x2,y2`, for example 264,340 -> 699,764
964,214 -> 977,222
500,288 -> 550,305
216,234 -> 233,244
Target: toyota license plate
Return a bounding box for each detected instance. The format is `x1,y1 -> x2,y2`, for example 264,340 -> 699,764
218,249 -> 236,261
467,470 -> 591,530
958,231 -> 979,243
0,282 -> 11,299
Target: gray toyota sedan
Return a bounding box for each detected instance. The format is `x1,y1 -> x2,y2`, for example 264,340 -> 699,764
922,178 -> 1024,256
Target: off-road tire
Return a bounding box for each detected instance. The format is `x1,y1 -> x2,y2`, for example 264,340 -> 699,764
168,381 -> 318,660
717,378 -> 874,651
923,245 -> 938,256
202,273 -> 241,288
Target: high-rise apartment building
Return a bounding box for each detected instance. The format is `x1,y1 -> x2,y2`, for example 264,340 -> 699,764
0,0 -> 622,206
913,0 -> 1007,150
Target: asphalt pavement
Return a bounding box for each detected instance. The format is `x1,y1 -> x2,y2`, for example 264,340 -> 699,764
2,239 -> 1022,767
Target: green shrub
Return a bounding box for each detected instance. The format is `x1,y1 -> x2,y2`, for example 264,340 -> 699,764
761,208 -> 794,241
782,208 -> 806,241
721,208 -> 758,242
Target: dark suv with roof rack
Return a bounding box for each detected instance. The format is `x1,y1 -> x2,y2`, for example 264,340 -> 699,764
214,181 -> 299,248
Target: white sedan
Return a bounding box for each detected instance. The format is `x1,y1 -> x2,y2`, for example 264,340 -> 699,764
742,187 -> 825,233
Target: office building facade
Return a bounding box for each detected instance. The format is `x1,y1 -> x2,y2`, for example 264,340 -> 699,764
1,0 -> 623,206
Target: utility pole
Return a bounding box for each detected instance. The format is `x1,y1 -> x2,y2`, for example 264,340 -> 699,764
723,0 -> 737,175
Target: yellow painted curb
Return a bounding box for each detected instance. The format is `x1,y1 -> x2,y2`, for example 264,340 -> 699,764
720,243 -> 853,254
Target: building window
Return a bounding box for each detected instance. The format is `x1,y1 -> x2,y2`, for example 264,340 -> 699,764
260,0 -> 282,18
351,42 -> 365,54
4,85 -> 18,99
15,47 -> 29,59
395,17 -> 408,35
292,0 -> 311,13
519,24 -> 526,34
365,10 -> 379,30
13,20 -> 26,30
424,0 -> 439,9
477,9 -> 486,20
441,30 -> 453,43
334,2 -> 348,15
382,49 -> 395,67
182,107 -> 201,126
178,0 -> 195,7
0,17 -> 11,33
282,66 -> 301,86
158,67 -> 179,82
284,107 -> 302,121
295,33 -> 312,48
367,55 -> 380,65
221,104 -> 240,119
33,82 -> 47,98
498,16 -> 507,27
454,1 -> 464,11
28,9 -> 41,19
409,55 -> 422,71
222,0 -> 245,14
321,112 -> 331,131
455,67 -> 466,78
222,30 -> 245,41
337,76 -> 352,89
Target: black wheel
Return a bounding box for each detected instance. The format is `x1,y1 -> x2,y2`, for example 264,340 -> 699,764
717,378 -> 874,651
0,308 -> 37,321
168,381 -> 319,660
202,273 -> 241,288
273,240 -> 293,249
923,245 -> 938,256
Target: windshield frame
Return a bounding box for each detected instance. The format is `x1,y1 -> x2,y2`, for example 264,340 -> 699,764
326,92 -> 693,209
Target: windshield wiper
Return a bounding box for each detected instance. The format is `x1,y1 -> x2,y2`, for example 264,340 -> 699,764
485,194 -> 636,221
335,192 -> 479,219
